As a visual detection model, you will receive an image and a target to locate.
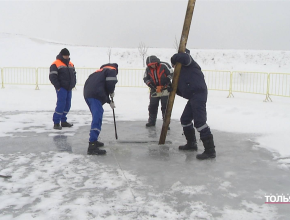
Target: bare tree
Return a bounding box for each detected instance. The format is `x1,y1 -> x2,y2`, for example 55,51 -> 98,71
138,42 -> 148,67
173,36 -> 179,52
107,47 -> 112,63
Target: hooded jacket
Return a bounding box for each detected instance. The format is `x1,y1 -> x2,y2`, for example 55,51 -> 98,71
143,55 -> 173,88
83,63 -> 118,105
171,52 -> 207,99
49,54 -> 76,90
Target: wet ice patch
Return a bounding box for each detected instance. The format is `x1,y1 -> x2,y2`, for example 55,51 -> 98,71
218,181 -> 232,191
217,200 -> 278,220
0,152 -> 135,219
224,171 -> 237,178
0,152 -> 189,219
0,150 -> 284,219
0,111 -> 92,138
187,201 -> 213,219
48,133 -> 75,137
11,155 -> 32,165
171,181 -> 211,195
254,189 -> 268,199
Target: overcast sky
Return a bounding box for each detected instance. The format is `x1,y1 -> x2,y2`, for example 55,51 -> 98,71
0,0 -> 290,50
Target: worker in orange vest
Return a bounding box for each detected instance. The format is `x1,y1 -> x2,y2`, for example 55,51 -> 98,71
49,48 -> 76,130
84,63 -> 118,155
143,55 -> 173,128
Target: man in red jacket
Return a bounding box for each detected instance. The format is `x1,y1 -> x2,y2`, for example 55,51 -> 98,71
143,55 -> 173,127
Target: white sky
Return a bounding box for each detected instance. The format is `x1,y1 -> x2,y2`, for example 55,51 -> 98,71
0,0 -> 290,50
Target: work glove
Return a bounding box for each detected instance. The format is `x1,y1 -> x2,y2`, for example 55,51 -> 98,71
148,83 -> 156,92
110,100 -> 116,109
171,53 -> 178,66
110,92 -> 115,98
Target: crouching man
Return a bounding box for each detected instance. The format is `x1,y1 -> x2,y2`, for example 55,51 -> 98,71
171,50 -> 216,160
143,55 -> 173,127
83,63 -> 118,155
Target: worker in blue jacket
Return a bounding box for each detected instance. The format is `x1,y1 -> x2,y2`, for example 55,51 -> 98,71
83,63 -> 118,155
171,49 -> 216,160
49,48 -> 76,130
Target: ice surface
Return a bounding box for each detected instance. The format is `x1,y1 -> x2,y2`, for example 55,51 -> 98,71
0,118 -> 289,219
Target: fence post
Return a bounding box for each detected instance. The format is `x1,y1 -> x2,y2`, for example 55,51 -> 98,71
264,73 -> 272,102
1,68 -> 4,89
35,68 -> 39,90
227,71 -> 234,98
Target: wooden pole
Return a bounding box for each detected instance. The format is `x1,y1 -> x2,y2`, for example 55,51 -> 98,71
159,0 -> 197,144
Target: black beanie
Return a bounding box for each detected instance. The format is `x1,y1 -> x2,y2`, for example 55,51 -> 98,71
60,48 -> 70,56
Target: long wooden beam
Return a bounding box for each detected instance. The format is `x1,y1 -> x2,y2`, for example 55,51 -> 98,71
159,0 -> 197,144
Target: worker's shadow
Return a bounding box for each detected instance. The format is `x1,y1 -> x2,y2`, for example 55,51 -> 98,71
53,135 -> 72,152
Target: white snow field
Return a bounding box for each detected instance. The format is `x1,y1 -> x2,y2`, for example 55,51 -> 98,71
0,33 -> 290,219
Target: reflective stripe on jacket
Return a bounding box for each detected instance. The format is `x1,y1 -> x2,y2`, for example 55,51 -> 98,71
143,62 -> 173,87
84,64 -> 118,105
49,54 -> 76,90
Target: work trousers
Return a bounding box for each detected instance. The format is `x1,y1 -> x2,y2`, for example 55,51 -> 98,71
53,88 -> 72,124
180,91 -> 212,138
85,98 -> 104,143
148,93 -> 169,117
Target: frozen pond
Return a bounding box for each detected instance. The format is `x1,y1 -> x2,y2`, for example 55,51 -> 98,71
0,116 -> 289,219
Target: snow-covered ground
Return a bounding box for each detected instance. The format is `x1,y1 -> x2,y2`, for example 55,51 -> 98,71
1,33 -> 290,219
1,33 -> 290,73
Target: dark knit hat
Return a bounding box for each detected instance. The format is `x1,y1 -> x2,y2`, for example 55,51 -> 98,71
60,48 -> 70,56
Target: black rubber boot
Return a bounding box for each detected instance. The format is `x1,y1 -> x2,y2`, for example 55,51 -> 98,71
196,134 -> 216,160
53,123 -> 62,130
95,140 -> 104,147
61,121 -> 73,127
179,129 -> 197,151
146,114 -> 157,127
87,142 -> 106,155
